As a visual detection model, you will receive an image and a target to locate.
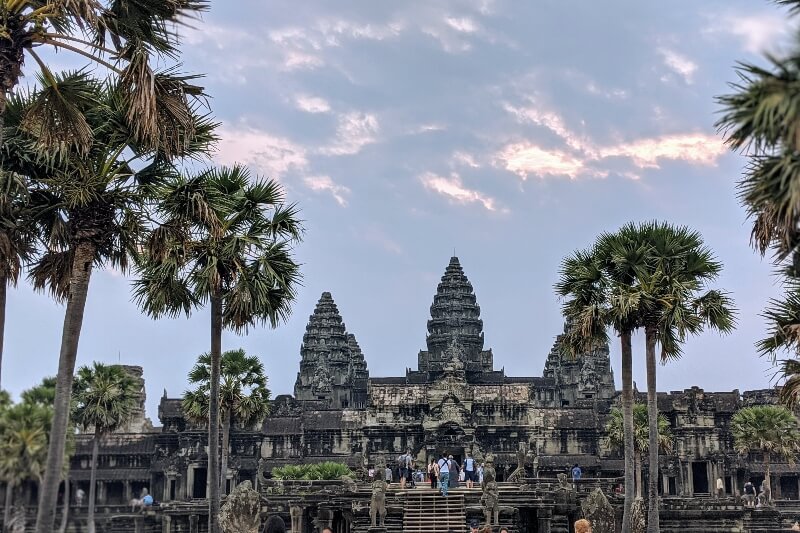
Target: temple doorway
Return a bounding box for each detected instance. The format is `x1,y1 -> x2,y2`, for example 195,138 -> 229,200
780,476 -> 799,500
692,462 -> 709,494
192,468 -> 208,499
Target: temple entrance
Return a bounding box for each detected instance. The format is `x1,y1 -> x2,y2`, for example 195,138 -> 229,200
692,462 -> 709,494
781,476 -> 799,500
192,468 -> 208,498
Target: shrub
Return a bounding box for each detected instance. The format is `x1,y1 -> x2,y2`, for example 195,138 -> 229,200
271,462 -> 353,480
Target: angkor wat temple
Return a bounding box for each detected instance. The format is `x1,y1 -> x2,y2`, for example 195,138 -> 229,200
3,257 -> 800,532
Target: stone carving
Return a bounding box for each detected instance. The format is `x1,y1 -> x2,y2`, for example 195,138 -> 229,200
8,505 -> 25,533
556,473 -> 570,491
579,356 -> 598,392
219,481 -> 261,533
630,498 -> 646,533
581,488 -> 615,533
289,505 -> 304,533
370,472 -> 387,527
481,454 -> 499,525
508,441 -> 528,482
313,363 -> 334,393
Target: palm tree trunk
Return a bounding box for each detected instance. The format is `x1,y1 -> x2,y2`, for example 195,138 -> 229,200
4,481 -> 14,531
219,409 -> 231,496
220,411 -> 231,496
58,478 -> 70,533
645,327 -> 660,533
87,428 -> 100,533
0,274 -> 6,389
35,241 -> 97,533
621,330 -> 635,533
635,451 -> 642,498
764,453 -> 771,503
208,292 -> 222,533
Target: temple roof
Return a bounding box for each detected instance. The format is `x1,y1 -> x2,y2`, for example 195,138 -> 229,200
299,292 -> 351,366
426,256 -> 485,358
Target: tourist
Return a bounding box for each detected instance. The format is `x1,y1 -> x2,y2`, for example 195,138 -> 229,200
499,529 -> 509,533
571,463 -> 582,490
322,528 -> 333,533
716,477 -> 724,498
743,479 -> 755,507
478,463 -> 485,485
437,454 -> 450,497
384,465 -> 393,484
368,467 -> 375,480
464,451 -> 476,489
469,519 -> 479,533
791,521 -> 800,531
400,449 -> 412,489
479,526 -> 492,533
428,458 -> 439,489
574,518 -> 592,533
75,487 -> 85,506
142,488 -> 153,507
459,467 -> 465,483
448,455 -> 460,488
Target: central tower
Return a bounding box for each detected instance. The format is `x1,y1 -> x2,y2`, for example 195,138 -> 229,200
416,257 -> 494,379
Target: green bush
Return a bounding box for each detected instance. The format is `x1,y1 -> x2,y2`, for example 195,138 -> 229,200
271,462 -> 353,480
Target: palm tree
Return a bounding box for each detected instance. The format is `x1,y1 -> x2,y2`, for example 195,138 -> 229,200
556,234 -> 651,533
0,0 -> 208,152
0,377 -> 72,532
730,405 -> 800,500
0,72 -> 213,533
0,172 -> 35,388
183,349 -> 271,495
72,363 -> 138,533
612,222 -> 735,532
716,1 -> 800,410
606,404 -> 673,498
133,165 -> 302,533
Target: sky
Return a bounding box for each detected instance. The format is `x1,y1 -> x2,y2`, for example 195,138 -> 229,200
5,0 -> 798,421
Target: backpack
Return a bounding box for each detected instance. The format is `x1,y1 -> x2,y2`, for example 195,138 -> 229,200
744,482 -> 755,495
397,455 -> 404,467
465,457 -> 474,470
404,454 -> 412,468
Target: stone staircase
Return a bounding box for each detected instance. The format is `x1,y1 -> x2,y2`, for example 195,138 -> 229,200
403,489 -> 467,533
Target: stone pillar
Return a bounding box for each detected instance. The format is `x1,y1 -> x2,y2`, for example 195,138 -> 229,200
290,505 -> 304,533
189,514 -> 199,533
775,475 -> 782,500
97,481 -> 106,504
537,508 -> 552,533
662,474 -> 669,496
186,468 -> 194,500
162,515 -> 172,533
124,481 -> 133,502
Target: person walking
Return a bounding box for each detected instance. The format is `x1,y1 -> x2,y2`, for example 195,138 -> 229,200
437,454 -> 450,497
399,450 -> 412,490
574,518 -> 592,533
384,465 -> 393,485
571,463 -> 582,491
743,480 -> 755,507
449,455 -> 460,488
464,452 -> 476,489
478,463 -> 484,485
428,458 -> 439,489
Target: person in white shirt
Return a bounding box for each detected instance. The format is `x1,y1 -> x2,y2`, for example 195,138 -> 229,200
437,454 -> 450,497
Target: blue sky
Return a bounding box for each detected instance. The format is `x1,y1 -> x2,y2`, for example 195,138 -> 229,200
6,0 -> 796,420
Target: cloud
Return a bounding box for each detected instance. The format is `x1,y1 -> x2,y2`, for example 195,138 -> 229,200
586,81 -> 629,100
419,172 -> 499,211
303,176 -> 350,206
496,142 -> 595,180
599,133 -> 726,169
215,124 -> 309,178
319,112 -> 380,155
295,95 -> 331,113
504,103 -> 591,152
445,16 -> 479,33
452,151 -> 480,168
362,226 -> 404,255
706,13 -> 792,54
659,48 -> 698,84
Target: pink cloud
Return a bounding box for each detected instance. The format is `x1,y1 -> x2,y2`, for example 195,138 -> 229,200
215,124 -> 309,178
419,172 -> 499,211
599,133 -> 726,168
303,175 -> 350,206
496,142 -> 595,180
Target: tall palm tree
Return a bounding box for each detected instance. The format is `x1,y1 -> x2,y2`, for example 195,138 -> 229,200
716,0 -> 800,410
730,405 -> 800,500
0,172 -> 35,388
0,0 -> 208,152
183,349 -> 271,495
556,234 -> 651,533
72,363 -> 138,533
0,72 -> 213,533
0,401 -> 49,530
611,222 -> 735,532
133,165 -> 302,533
606,404 -> 673,498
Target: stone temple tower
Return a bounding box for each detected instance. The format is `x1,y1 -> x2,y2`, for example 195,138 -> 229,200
417,256 -> 494,379
294,292 -> 369,409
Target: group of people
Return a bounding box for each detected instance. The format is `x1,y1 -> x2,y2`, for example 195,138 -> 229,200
466,519 -> 592,533
430,452 -> 483,496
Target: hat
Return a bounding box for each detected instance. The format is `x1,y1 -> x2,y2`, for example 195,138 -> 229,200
469,519 -> 479,529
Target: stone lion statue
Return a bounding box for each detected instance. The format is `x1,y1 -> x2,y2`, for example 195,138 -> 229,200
370,475 -> 387,527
